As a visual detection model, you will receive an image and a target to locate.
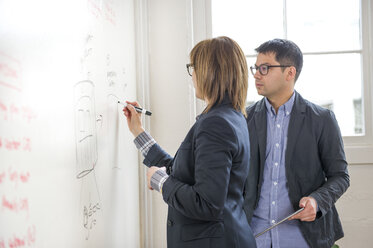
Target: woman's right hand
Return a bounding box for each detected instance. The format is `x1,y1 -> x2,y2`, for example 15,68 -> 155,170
122,100 -> 145,137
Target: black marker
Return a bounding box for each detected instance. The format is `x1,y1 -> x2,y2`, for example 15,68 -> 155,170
118,101 -> 152,116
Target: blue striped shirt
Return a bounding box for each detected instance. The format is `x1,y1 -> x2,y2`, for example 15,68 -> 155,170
251,93 -> 309,248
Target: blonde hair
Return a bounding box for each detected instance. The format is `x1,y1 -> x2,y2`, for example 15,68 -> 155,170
190,36 -> 248,116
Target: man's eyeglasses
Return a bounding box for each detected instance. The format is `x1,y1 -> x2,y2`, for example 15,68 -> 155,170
250,64 -> 292,76
186,63 -> 194,77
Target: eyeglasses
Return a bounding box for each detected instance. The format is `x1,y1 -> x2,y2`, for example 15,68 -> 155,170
250,64 -> 292,76
186,63 -> 194,77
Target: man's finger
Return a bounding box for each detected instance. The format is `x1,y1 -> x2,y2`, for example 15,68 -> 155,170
299,198 -> 308,208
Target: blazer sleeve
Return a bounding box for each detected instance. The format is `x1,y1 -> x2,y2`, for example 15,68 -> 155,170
309,110 -> 350,216
143,143 -> 174,170
161,116 -> 238,221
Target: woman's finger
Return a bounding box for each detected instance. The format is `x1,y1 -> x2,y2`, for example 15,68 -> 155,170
126,100 -> 141,108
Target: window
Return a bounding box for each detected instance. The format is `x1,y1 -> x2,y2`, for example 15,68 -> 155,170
209,0 -> 373,163
212,0 -> 363,136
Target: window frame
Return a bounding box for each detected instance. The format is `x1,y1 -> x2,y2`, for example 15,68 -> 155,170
194,0 -> 373,164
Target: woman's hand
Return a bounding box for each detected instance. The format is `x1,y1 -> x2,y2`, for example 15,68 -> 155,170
147,166 -> 166,190
122,100 -> 145,137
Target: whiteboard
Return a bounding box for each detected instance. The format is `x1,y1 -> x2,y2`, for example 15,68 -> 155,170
0,0 -> 140,247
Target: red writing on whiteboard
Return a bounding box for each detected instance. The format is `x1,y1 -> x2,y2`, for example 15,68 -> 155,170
0,51 -> 22,92
87,0 -> 102,19
0,137 -> 31,152
104,1 -> 116,26
0,225 -> 36,248
0,172 -> 5,184
0,101 -> 37,123
1,195 -> 29,214
0,169 -> 30,186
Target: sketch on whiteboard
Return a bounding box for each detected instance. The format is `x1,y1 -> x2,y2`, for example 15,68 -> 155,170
74,80 -> 102,241
74,81 -> 97,179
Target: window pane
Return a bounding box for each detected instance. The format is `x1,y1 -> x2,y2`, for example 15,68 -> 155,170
212,0 -> 284,54
295,53 -> 363,136
247,57 -> 263,105
287,0 -> 360,52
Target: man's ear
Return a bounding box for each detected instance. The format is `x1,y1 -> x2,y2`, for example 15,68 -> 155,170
286,66 -> 296,81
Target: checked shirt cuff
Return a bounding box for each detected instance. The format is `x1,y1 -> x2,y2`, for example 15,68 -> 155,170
150,169 -> 169,193
134,131 -> 156,157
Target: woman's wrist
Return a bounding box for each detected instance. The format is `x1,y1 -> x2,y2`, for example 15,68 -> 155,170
132,127 -> 145,137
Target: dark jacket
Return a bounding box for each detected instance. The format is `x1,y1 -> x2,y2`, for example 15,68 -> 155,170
244,91 -> 350,248
144,97 -> 256,248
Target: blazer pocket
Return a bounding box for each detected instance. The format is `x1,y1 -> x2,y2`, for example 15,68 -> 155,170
181,221 -> 224,241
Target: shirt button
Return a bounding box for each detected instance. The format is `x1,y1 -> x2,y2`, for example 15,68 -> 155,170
274,181 -> 278,186
277,124 -> 280,128
272,201 -> 275,205
272,220 -> 276,224
274,162 -> 278,166
275,143 -> 279,148
167,220 -> 173,226
286,111 -> 290,115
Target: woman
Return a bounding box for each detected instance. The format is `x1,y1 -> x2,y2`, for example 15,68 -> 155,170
123,36 -> 256,248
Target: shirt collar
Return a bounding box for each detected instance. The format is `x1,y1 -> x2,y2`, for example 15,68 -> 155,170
264,92 -> 295,116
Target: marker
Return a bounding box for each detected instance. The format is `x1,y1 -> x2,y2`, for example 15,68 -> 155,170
118,101 -> 152,116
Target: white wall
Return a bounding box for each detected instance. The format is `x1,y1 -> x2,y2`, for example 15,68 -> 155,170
144,0 -> 196,247
336,165 -> 373,247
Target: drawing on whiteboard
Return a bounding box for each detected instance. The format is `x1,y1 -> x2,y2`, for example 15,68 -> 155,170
74,80 -> 102,241
74,81 -> 98,179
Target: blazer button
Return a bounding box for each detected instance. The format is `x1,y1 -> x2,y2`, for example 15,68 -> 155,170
167,220 -> 173,226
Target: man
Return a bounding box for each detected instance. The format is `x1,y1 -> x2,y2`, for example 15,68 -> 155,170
243,39 -> 350,248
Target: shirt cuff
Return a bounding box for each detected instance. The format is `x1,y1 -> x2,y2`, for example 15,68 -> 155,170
150,169 -> 169,193
134,131 -> 156,157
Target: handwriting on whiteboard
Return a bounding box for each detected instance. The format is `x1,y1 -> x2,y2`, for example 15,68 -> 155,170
0,51 -> 22,92
0,168 -> 30,186
0,225 -> 36,248
83,202 -> 101,240
87,0 -> 116,26
0,137 -> 31,152
1,196 -> 29,216
0,101 -> 37,123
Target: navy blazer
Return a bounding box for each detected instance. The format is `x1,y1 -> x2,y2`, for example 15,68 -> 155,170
143,97 -> 256,248
244,91 -> 350,248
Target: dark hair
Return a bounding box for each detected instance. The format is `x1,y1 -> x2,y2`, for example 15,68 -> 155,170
255,39 -> 303,82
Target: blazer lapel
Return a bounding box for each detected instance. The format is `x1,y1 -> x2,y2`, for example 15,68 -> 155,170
254,100 -> 267,180
285,92 -> 306,171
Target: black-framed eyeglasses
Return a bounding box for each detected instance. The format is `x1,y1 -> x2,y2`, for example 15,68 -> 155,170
250,64 -> 292,76
186,63 -> 194,77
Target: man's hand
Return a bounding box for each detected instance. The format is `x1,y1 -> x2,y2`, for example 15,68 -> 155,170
289,196 -> 318,222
